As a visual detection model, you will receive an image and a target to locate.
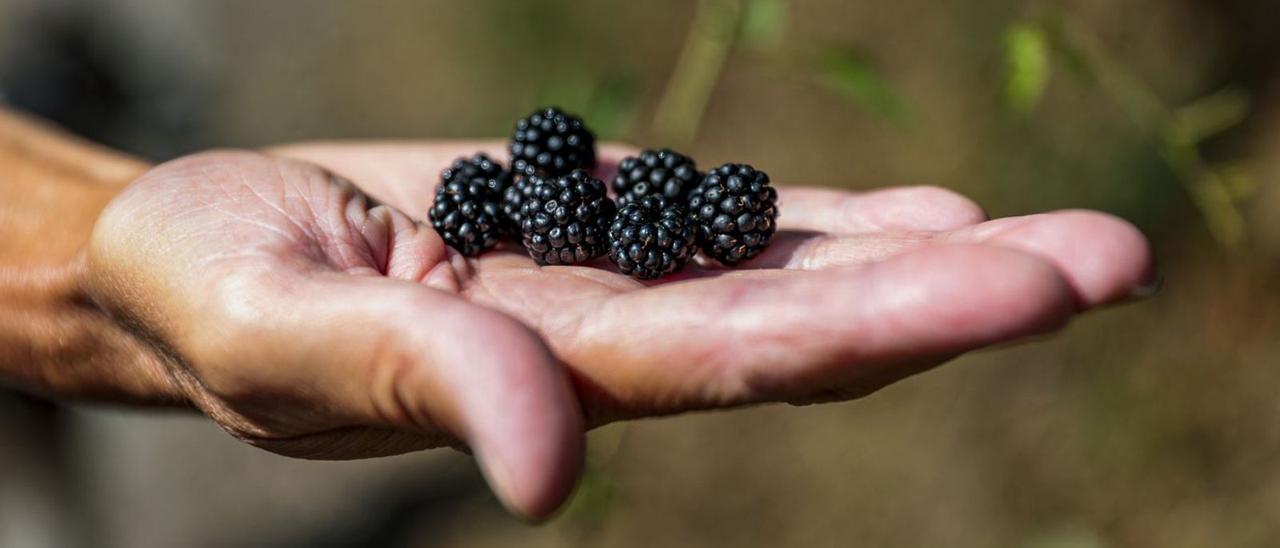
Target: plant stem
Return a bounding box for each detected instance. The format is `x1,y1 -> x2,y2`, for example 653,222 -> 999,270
1051,17 -> 1247,248
652,0 -> 744,148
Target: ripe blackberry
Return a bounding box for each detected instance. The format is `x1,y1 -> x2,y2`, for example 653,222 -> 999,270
428,178 -> 504,257
607,195 -> 698,279
520,170 -> 616,265
510,106 -> 597,178
441,153 -> 512,195
687,164 -> 779,265
611,149 -> 702,206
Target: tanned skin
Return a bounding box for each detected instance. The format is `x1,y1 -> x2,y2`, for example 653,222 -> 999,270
0,109 -> 182,403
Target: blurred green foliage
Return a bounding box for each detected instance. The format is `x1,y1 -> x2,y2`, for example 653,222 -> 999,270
1005,22 -> 1051,114
1000,10 -> 1254,248
558,464 -> 621,531
655,0 -> 914,146
653,0 -> 743,147
536,72 -> 641,140
740,0 -> 787,52
811,44 -> 913,128
1172,89 -> 1251,146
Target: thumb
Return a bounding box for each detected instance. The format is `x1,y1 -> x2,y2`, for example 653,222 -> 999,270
167,268 -> 585,520
286,273 -> 583,520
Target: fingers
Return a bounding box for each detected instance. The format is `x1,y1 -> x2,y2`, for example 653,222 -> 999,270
267,141 -> 505,212
747,210 -> 1154,309
940,210 -> 1157,307
199,271 -> 584,520
777,185 -> 988,233
268,141 -> 641,215
557,244 -> 1075,418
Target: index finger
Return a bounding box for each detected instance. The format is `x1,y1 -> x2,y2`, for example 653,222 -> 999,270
466,244 -> 1077,423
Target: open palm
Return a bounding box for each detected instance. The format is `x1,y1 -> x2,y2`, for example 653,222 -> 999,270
86,141 -> 1153,519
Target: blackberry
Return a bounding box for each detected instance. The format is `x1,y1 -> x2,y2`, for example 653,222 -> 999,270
607,195 -> 698,279
520,170 -> 616,265
687,164 -> 778,265
611,149 -> 702,206
428,177 -> 504,257
441,153 -> 512,195
510,106 -> 597,178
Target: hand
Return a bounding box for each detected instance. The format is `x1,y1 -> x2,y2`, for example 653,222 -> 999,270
83,141 -> 1154,519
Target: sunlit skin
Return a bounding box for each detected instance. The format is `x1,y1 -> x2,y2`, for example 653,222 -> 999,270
1,112 -> 1155,520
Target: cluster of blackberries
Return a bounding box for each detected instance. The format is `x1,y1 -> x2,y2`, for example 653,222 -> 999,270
428,106 -> 779,279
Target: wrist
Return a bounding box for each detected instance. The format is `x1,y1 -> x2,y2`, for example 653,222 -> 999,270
0,255 -> 186,405
0,108 -> 186,405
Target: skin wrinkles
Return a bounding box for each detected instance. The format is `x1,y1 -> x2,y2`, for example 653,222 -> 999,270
767,231 -> 930,271
346,199 -> 391,276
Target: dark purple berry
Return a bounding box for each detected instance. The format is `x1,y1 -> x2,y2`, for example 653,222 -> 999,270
509,106 -> 596,178
441,153 -> 512,195
611,148 -> 703,207
687,163 -> 778,265
519,170 -> 616,265
608,195 -> 698,279
429,177 -> 504,256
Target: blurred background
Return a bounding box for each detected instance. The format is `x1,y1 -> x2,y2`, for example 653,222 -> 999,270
1,0 -> 1278,546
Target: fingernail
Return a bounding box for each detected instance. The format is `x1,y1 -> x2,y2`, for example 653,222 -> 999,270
1131,269 -> 1163,299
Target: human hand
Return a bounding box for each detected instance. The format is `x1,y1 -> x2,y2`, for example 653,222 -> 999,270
83,141 -> 1154,519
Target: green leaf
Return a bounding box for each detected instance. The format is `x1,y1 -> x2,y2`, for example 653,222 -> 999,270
1171,88 -> 1250,145
741,0 -> 786,51
813,45 -> 913,128
1004,22 -> 1052,114
1218,162 -> 1258,200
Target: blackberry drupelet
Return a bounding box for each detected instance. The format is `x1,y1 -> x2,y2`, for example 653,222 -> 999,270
500,174 -> 540,235
520,170 -> 616,265
607,195 -> 698,279
510,106 -> 597,178
611,148 -> 702,206
441,153 -> 512,195
687,163 -> 778,265
428,177 -> 504,257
